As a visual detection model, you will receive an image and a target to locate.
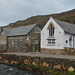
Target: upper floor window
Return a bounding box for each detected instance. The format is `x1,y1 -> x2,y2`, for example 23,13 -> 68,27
49,24 -> 54,37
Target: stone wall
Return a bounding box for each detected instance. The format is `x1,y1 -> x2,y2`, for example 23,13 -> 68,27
0,31 -> 7,51
0,54 -> 75,70
0,45 -> 7,51
41,48 -> 66,55
41,48 -> 75,55
64,47 -> 75,55
8,28 -> 40,52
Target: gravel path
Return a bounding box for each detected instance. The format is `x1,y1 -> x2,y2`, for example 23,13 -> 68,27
2,52 -> 75,60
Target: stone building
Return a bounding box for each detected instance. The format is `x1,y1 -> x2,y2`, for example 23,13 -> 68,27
0,28 -> 11,51
41,17 -> 75,54
0,24 -> 41,52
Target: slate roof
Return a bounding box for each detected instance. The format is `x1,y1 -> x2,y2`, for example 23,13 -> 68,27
3,28 -> 11,36
7,24 -> 37,36
54,18 -> 75,34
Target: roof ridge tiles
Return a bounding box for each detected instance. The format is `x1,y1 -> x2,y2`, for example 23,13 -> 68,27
3,23 -> 37,29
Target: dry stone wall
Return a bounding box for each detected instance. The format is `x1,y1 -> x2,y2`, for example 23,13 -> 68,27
0,54 -> 75,70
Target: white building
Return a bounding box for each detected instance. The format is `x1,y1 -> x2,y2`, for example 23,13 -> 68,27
41,17 -> 75,54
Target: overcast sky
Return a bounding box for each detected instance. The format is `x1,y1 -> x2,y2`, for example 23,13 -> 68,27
0,0 -> 75,26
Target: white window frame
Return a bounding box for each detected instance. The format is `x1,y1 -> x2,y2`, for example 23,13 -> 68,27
47,39 -> 55,46
12,40 -> 14,45
4,39 -> 6,44
34,38 -> 38,44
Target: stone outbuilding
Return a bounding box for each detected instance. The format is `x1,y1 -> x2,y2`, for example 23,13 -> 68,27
0,28 -> 11,51
0,24 -> 41,52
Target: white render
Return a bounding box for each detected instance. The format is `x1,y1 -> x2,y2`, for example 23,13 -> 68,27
41,17 -> 75,49
64,33 -> 73,48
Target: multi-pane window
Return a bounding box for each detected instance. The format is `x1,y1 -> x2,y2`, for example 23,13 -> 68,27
49,24 -> 54,37
34,38 -> 38,44
48,24 -> 55,45
48,39 -> 55,45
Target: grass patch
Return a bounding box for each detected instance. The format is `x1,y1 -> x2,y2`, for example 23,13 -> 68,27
8,54 -> 16,57
68,71 -> 75,75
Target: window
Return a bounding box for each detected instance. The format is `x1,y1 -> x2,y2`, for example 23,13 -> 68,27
69,36 -> 72,46
20,40 -> 22,41
15,40 -> 17,42
49,24 -> 54,37
27,35 -> 29,40
12,40 -> 14,45
48,39 -> 55,45
1,39 -> 3,44
34,38 -> 38,44
66,40 -> 68,43
4,40 -> 6,44
69,40 -> 72,46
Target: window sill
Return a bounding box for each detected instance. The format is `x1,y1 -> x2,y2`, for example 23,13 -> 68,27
34,43 -> 38,45
47,44 -> 55,46
69,45 -> 72,46
47,37 -> 55,40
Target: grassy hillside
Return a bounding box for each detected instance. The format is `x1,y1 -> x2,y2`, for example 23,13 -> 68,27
3,9 -> 75,29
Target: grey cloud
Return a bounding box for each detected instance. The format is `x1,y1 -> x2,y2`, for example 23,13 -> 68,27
0,0 -> 75,26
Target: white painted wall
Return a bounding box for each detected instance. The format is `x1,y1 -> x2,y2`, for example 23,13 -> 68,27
41,17 -> 64,49
64,32 -> 73,48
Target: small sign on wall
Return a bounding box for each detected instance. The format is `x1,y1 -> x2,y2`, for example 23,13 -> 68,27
27,35 -> 29,40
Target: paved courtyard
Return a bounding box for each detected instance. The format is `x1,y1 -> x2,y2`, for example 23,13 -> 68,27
2,52 -> 75,60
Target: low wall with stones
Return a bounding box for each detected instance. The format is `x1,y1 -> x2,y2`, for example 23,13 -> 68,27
0,54 -> 75,71
41,48 -> 66,55
41,48 -> 75,55
64,47 -> 75,55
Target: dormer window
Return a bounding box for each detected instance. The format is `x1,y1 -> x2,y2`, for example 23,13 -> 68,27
49,24 -> 54,37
